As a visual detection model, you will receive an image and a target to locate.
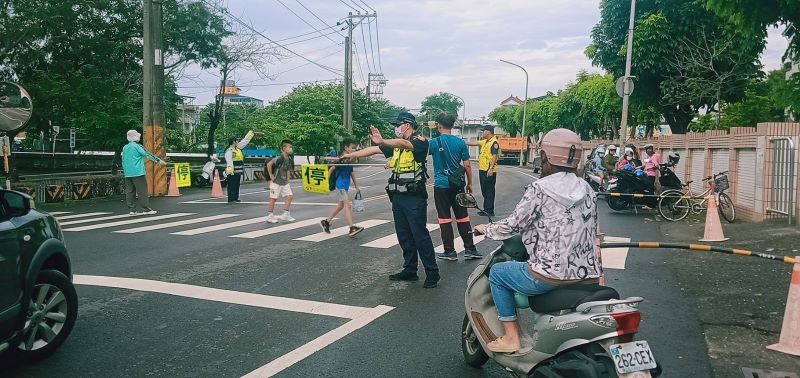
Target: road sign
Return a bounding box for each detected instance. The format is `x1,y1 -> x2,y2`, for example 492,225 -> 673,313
615,76 -> 635,98
173,163 -> 192,187
301,164 -> 330,194
52,125 -> 60,134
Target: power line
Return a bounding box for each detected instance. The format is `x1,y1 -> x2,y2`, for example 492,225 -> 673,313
275,0 -> 339,46
177,79 -> 341,89
338,0 -> 359,12
273,48 -> 343,76
200,0 -> 343,76
347,0 -> 369,13
273,24 -> 341,43
352,41 -> 366,88
374,16 -> 383,72
357,0 -> 375,12
359,22 -> 373,73
236,44 -> 343,86
365,20 -> 377,73
294,0 -> 345,38
277,29 -> 343,48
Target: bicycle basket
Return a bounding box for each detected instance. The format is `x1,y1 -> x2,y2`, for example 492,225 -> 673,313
715,174 -> 729,192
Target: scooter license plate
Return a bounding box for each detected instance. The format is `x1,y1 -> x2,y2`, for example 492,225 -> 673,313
609,341 -> 657,374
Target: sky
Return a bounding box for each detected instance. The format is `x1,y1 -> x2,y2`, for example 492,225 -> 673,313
177,0 -> 791,119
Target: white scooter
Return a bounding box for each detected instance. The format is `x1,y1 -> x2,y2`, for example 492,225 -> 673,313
457,193 -> 662,377
194,154 -> 227,187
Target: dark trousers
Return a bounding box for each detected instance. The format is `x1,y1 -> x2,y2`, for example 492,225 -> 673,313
124,175 -> 150,211
227,173 -> 241,202
434,187 -> 475,253
391,193 -> 438,273
479,170 -> 497,214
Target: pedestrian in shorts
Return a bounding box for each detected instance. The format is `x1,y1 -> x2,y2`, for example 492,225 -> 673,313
266,140 -> 295,223
320,138 -> 365,237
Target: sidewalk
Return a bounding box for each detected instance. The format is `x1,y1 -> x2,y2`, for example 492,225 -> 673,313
659,217 -> 800,377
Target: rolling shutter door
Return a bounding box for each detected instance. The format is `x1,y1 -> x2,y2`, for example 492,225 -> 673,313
711,150 -> 730,177
690,149 -> 706,194
737,149 -> 756,207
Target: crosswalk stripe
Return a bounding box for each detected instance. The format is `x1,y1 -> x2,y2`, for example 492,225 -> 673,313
601,236 -> 631,270
172,216 -> 267,236
55,212 -> 111,221
62,213 -> 194,232
59,213 -> 143,226
48,211 -> 72,216
294,219 -> 391,242
114,214 -> 240,234
434,234 -> 486,253
361,224 -> 438,249
229,218 -> 326,239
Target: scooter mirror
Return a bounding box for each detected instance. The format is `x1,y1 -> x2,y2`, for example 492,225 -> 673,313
456,193 -> 478,209
0,82 -> 33,133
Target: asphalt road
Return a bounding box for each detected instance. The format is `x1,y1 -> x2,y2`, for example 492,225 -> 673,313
2,164 -> 714,377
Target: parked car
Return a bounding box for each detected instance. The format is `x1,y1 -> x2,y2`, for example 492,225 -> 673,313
0,189 -> 77,362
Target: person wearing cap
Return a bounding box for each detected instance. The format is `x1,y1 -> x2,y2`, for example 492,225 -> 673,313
338,112 -> 440,288
466,125 -> 500,216
122,129 -> 167,215
224,130 -> 262,203
602,144 -> 617,173
642,143 -> 661,186
473,128 -> 602,354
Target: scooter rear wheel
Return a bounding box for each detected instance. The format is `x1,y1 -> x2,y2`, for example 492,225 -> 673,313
461,314 -> 489,368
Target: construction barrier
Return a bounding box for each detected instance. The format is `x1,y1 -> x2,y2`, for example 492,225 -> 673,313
13,186 -> 36,198
71,182 -> 92,200
596,191 -> 694,199
289,170 -> 302,180
45,184 -> 65,203
253,170 -> 265,181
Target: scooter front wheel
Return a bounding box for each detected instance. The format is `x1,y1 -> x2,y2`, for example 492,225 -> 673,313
462,314 -> 489,368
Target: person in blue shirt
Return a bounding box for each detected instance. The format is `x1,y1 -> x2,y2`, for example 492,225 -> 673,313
122,129 -> 166,215
320,138 -> 364,237
428,112 -> 481,261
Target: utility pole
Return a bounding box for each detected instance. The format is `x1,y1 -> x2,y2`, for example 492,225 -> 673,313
619,0 -> 636,147
143,0 -> 167,196
342,11 -> 377,134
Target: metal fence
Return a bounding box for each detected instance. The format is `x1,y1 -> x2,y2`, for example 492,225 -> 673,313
766,137 -> 796,224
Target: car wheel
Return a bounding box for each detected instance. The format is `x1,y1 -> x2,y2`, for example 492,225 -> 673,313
15,270 -> 78,361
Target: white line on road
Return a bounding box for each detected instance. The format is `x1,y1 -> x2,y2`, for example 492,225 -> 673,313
58,213 -> 144,226
55,212 -> 111,220
361,224 -> 438,249
601,236 -> 631,270
48,211 -> 72,216
434,234 -> 486,253
113,214 -> 240,234
62,213 -> 194,232
172,216 -> 267,236
242,305 -> 394,378
229,217 -> 327,239
294,219 -> 390,242
181,201 -> 337,206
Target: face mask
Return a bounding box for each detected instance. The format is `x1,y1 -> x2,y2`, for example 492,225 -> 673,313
394,125 -> 405,138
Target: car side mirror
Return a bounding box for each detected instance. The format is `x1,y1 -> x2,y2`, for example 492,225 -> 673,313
1,190 -> 33,218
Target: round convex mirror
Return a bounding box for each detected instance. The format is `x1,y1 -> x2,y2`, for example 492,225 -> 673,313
0,81 -> 33,133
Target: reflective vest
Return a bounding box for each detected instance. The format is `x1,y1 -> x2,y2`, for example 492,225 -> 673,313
387,148 -> 426,195
479,136 -> 499,172
228,147 -> 244,174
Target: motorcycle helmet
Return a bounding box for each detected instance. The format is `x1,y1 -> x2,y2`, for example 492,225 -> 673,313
624,163 -> 634,171
635,168 -> 645,177
596,146 -> 606,156
667,151 -> 680,165
539,128 -> 581,168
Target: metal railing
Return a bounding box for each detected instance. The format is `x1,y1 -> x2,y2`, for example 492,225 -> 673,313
766,137 -> 796,225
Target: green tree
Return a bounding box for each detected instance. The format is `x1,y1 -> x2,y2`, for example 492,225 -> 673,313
420,92 -> 463,118
706,0 -> 799,60
554,72 -> 621,139
488,106 -> 520,136
586,0 -> 765,134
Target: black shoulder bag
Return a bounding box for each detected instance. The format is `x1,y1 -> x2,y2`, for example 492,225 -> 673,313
436,136 -> 466,191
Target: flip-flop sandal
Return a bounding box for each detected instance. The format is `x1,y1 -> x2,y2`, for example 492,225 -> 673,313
487,337 -> 520,353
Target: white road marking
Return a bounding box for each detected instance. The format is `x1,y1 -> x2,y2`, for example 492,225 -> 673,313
62,213 -> 194,232
172,216 -> 267,236
229,217 -> 327,239
361,224 -> 438,249
601,236 -> 631,270
55,212 -> 111,220
181,201 -> 337,206
294,219 -> 390,242
73,274 -> 377,319
434,234 -> 486,253
243,305 -> 394,377
48,211 -> 72,216
59,213 -> 144,226
114,214 -> 240,234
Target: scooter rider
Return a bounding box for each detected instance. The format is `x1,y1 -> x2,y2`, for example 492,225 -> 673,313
473,128 -> 602,354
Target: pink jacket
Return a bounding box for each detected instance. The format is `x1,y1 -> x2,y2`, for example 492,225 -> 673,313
644,152 -> 661,177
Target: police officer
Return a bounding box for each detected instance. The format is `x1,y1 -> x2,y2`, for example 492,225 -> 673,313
339,112 -> 440,288
224,130 -> 262,203
467,125 -> 500,216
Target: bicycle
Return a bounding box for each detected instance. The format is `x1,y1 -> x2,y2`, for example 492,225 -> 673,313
657,171 -> 736,223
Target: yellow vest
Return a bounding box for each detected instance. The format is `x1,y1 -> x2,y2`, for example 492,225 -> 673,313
389,148 -> 421,173
387,147 -> 426,195
231,147 -> 244,161
479,136 -> 499,172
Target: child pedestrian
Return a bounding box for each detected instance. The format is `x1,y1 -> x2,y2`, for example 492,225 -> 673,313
320,138 -> 365,237
266,140 -> 295,223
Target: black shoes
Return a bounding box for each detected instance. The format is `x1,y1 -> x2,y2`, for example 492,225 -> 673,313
436,251 -> 458,261
423,271 -> 440,288
477,211 -> 495,217
464,248 -> 483,260
320,219 -> 331,233
389,271 -> 419,281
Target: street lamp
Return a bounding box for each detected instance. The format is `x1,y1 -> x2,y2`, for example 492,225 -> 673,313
500,59 -> 529,167
451,94 -> 466,123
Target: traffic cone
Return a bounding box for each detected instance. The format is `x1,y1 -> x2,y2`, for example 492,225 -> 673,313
166,170 -> 181,197
767,257 -> 800,356
699,195 -> 729,242
211,170 -> 224,198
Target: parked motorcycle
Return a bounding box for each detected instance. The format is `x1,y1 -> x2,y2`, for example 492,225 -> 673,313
192,154 -> 228,188
457,194 -> 662,377
606,164 -> 681,212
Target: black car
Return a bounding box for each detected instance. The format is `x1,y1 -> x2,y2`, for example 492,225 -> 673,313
0,189 -> 77,361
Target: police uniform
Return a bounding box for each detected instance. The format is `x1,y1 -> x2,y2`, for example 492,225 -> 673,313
225,131 -> 254,202
380,133 -> 439,277
478,134 -> 500,215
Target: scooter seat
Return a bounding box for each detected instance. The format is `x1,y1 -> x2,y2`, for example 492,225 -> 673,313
529,284 -> 620,313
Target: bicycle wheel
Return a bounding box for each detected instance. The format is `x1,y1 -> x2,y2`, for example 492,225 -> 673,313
658,190 -> 690,221
717,192 -> 736,223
